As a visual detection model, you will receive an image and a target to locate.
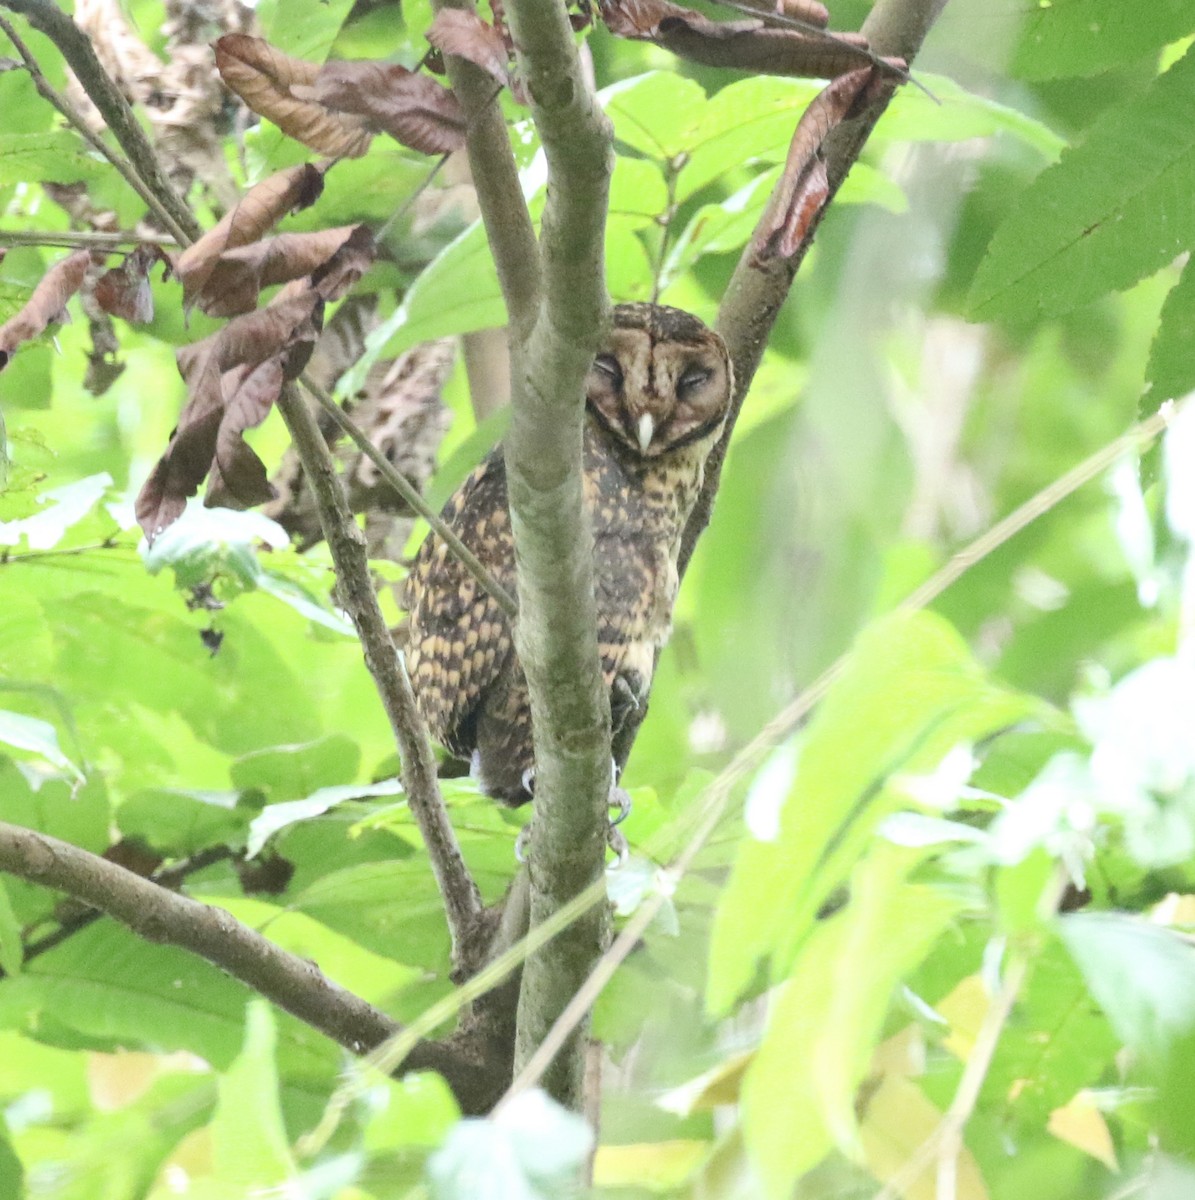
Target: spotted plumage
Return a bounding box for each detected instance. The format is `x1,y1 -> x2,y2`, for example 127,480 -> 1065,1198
403,303 -> 733,802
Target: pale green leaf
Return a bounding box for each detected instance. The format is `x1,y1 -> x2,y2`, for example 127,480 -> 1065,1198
209,1002 -> 297,1192
0,710 -> 82,780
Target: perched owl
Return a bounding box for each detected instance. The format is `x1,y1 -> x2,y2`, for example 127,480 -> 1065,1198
403,303 -> 733,809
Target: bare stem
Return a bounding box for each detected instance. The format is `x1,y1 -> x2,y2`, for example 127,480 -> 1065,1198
276,384 -> 487,976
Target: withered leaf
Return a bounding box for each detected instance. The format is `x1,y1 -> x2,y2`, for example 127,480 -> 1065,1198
724,0 -> 829,29
0,249 -> 95,370
205,358 -> 284,509
599,0 -> 872,79
312,61 -> 466,155
427,9 -> 513,92
94,244 -> 167,323
215,34 -> 373,159
197,224 -> 371,318
310,225 -> 376,302
754,65 -> 897,263
176,164 -> 325,312
137,287 -> 324,541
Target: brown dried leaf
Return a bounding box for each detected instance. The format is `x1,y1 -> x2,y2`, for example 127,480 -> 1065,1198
754,65 -> 897,263
427,9 -> 512,90
176,163 -> 325,311
310,225 -> 377,302
198,225 -> 369,318
0,250 -> 94,370
205,359 -> 284,509
137,288 -> 324,541
312,61 -> 466,155
728,0 -> 829,27
94,244 -> 167,323
215,34 -> 373,159
599,0 -> 872,78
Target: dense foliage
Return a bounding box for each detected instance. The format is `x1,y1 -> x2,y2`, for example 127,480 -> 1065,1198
2,0 -> 1195,1196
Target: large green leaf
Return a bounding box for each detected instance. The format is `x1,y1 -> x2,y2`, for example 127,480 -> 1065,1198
741,849 -> 961,1198
708,610 -> 1035,1014
1010,0 -> 1195,80
969,47 -> 1195,321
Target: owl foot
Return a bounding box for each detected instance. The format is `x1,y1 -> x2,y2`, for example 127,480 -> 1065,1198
514,820 -> 629,867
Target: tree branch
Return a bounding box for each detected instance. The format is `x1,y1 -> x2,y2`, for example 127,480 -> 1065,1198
0,0 -> 201,243
498,0 -> 616,1110
685,0 -> 951,574
436,0 -> 616,1108
275,384 -> 488,977
0,821 -> 485,1096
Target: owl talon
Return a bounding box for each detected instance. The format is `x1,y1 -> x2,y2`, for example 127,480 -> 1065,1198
521,767 -> 536,797
606,823 -> 629,867
609,785 -> 632,827
515,823 -> 531,863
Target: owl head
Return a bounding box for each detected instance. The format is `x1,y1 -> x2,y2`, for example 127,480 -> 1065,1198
585,303 -> 734,460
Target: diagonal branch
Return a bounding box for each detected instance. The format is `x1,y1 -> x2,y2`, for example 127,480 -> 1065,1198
275,384 -> 488,978
685,0 -> 951,574
0,821 -> 491,1102
1,0 -> 201,242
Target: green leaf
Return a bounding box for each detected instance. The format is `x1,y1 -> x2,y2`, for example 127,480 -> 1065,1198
0,922 -> 334,1077
0,882 -> 22,977
969,47 -> 1195,321
1147,256 -> 1195,408
230,734 -> 361,802
362,1072 -> 459,1153
208,1002 -> 298,1192
256,0 -> 355,61
427,1090 -> 593,1199
0,473 -> 111,553
1061,912 -> 1195,1155
246,780 -> 403,857
708,610 -> 1034,1014
1011,0 -> 1195,80
0,710 -> 82,779
117,788 -> 251,856
0,132 -> 107,188
741,848 -> 962,1198
0,1120 -> 21,1200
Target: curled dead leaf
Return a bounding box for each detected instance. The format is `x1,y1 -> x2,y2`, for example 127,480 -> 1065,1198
176,163 -> 325,312
137,286 -> 324,540
311,61 -> 466,154
753,65 -> 898,263
196,224 -> 372,318
215,34 -> 373,159
427,9 -> 516,95
0,249 -> 96,370
94,244 -> 169,323
599,0 -> 873,78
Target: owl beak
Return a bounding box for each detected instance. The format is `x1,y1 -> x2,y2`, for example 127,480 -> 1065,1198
636,412 -> 655,453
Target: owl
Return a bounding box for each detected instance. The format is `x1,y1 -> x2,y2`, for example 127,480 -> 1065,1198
403,303 -> 733,812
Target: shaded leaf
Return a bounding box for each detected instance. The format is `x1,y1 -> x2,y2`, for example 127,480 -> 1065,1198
0,250 -> 94,370
969,46 -> 1195,322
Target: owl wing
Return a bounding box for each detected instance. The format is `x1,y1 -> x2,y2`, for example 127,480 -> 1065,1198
403,448 -> 518,761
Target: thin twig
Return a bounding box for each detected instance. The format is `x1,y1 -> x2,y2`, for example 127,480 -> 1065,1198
275,384 -> 486,974
0,0 -> 200,242
0,16 -> 192,246
0,229 -> 179,250
298,372 -> 518,618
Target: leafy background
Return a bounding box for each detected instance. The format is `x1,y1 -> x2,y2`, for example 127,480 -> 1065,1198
3,0 -> 1195,1196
